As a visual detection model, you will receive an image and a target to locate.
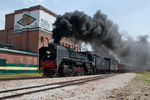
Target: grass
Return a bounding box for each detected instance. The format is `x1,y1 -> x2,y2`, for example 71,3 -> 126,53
0,73 -> 43,79
92,87 -> 95,91
135,71 -> 150,83
110,71 -> 150,100
141,88 -> 144,93
144,93 -> 149,96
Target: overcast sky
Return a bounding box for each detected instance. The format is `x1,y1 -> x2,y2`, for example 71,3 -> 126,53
0,0 -> 150,39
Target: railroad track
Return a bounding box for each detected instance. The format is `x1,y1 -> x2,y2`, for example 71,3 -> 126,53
0,73 -> 119,99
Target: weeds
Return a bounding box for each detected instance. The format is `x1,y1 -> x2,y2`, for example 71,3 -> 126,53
92,87 -> 95,91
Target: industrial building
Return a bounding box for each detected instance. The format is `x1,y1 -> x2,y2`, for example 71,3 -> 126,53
0,5 -> 80,74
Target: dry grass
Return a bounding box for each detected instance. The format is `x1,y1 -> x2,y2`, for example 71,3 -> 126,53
108,71 -> 150,100
0,73 -> 43,79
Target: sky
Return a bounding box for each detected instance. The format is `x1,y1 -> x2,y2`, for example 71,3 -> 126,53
0,0 -> 150,39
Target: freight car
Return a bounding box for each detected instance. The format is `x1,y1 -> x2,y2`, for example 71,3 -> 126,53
39,43 -> 125,77
104,58 -> 119,72
118,63 -> 127,72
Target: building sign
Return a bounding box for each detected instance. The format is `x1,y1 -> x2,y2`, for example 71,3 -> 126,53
39,10 -> 56,31
41,19 -> 50,30
17,14 -> 36,26
14,10 -> 56,32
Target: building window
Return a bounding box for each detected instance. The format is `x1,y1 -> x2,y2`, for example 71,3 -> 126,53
41,36 -> 44,46
46,38 -> 49,46
65,44 -> 68,47
74,47 -> 76,50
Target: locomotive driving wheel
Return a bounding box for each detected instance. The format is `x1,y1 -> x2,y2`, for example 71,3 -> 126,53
53,70 -> 59,77
58,61 -> 65,77
72,66 -> 85,76
80,67 -> 85,76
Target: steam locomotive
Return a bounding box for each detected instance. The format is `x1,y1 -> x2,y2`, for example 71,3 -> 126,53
39,43 -> 126,77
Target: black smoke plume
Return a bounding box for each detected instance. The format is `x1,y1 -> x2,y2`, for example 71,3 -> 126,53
53,10 -> 122,50
52,10 -> 150,72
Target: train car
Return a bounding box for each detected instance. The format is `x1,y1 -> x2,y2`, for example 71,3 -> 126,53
118,63 -> 127,72
118,63 -> 123,72
39,44 -> 95,76
92,55 -> 109,73
122,64 -> 127,72
104,58 -> 119,72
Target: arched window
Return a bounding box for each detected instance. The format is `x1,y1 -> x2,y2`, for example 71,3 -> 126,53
41,36 -> 44,46
62,42 -> 64,46
74,47 -> 76,50
65,43 -> 68,47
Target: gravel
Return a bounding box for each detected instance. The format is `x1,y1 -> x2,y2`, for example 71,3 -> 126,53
0,75 -> 102,91
47,73 -> 136,100
0,73 -> 135,100
109,72 -> 150,100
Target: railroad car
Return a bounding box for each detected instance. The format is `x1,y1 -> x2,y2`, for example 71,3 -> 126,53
118,63 -> 123,72
118,63 -> 127,72
93,55 -> 109,73
104,58 -> 119,72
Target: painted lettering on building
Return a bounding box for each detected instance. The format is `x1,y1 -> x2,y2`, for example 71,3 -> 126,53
17,14 -> 36,26
41,19 -> 50,30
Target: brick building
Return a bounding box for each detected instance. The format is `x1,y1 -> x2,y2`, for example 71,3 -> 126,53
0,5 -> 80,74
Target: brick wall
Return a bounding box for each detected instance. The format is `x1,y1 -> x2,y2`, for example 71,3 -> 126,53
14,31 -> 39,53
38,31 -> 52,49
0,52 -> 37,65
0,29 -> 14,46
5,13 -> 14,30
60,40 -> 81,52
7,29 -> 14,45
38,32 -> 81,52
0,13 -> 14,46
0,30 -> 7,44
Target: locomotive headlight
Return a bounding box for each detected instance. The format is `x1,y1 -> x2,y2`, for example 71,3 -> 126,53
46,50 -> 51,54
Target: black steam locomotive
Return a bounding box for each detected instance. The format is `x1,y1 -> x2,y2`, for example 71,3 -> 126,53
39,44 -> 126,77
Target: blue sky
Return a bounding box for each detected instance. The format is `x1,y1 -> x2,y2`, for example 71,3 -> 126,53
0,0 -> 150,39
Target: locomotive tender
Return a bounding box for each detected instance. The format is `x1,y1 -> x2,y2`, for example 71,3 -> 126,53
39,43 -> 126,77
